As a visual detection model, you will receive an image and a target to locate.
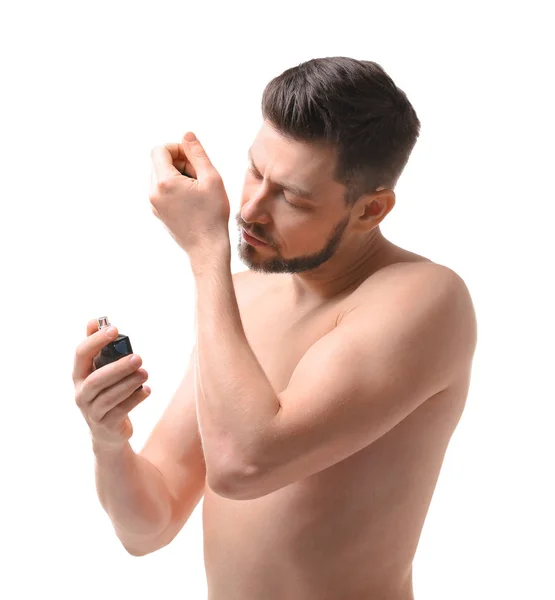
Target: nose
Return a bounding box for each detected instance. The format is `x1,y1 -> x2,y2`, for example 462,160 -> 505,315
241,185 -> 274,224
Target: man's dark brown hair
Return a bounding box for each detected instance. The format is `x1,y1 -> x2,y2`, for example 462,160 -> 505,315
261,57 -> 421,206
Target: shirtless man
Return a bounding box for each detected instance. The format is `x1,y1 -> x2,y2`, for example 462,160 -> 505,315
73,58 -> 477,599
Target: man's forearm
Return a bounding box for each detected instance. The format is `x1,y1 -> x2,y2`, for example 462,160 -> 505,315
93,440 -> 173,555
191,243 -> 280,485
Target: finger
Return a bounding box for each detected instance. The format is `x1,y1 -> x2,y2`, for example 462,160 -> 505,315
101,384 -> 151,425
72,319 -> 119,385
86,317 -> 103,337
178,159 -> 197,179
90,369 -> 148,421
182,132 -> 217,182
150,145 -> 185,180
99,389 -> 150,429
113,385 -> 151,416
163,142 -> 196,178
81,352 -> 142,403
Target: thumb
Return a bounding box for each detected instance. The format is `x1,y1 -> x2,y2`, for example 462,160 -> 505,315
182,132 -> 217,181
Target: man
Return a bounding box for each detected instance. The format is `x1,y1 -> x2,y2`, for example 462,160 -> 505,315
73,57 -> 477,599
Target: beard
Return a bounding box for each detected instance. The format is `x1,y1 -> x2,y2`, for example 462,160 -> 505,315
236,213 -> 350,274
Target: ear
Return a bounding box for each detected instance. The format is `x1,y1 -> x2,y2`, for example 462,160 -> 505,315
355,189 -> 395,230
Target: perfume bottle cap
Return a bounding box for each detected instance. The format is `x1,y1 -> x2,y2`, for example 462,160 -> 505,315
97,316 -> 111,331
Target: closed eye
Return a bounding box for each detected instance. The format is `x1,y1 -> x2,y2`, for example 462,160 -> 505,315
248,165 -> 261,179
247,166 -> 308,209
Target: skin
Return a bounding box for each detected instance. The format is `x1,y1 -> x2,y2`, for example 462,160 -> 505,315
199,121 -> 474,598
202,267 -> 474,600
134,120 -> 476,599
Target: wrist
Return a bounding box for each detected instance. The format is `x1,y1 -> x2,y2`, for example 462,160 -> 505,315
92,437 -> 130,460
190,237 -> 231,277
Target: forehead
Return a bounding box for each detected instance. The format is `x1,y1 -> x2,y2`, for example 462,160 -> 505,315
250,121 -> 337,184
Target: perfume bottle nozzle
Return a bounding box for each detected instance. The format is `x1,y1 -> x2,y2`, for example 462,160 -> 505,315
97,316 -> 111,331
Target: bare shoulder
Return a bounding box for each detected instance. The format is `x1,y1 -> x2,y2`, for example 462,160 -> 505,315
354,260 -> 478,359
400,261 -> 476,319
362,259 -> 473,303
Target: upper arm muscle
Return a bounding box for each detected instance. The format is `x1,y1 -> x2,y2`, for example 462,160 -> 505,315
225,265 -> 473,500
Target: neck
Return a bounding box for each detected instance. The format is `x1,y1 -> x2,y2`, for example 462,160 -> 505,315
288,228 -> 397,306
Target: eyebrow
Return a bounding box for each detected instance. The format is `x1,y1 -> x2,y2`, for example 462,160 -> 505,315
247,148 -> 314,199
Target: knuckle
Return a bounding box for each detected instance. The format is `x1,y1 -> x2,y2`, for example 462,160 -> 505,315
74,389 -> 84,408
156,178 -> 174,193
208,171 -> 223,184
148,185 -> 160,202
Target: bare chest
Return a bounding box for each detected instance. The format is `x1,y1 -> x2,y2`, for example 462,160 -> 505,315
201,267 -> 468,599
239,289 -> 344,396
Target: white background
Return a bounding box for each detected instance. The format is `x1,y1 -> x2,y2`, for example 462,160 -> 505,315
1,0 -> 553,598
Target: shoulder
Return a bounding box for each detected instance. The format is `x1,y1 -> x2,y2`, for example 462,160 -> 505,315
402,262 -> 476,325
380,261 -> 474,320
351,261 -> 477,359
360,260 -> 473,304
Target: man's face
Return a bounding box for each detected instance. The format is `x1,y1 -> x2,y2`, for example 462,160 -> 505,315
236,121 -> 351,274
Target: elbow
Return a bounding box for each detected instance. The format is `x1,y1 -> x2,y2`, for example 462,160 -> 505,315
206,434 -> 271,500
123,537 -> 172,556
208,460 -> 260,501
122,542 -> 151,557
119,526 -> 173,557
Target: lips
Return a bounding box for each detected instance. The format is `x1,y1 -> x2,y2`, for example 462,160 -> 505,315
243,228 -> 266,244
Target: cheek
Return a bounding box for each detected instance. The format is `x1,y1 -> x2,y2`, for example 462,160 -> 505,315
282,216 -> 323,247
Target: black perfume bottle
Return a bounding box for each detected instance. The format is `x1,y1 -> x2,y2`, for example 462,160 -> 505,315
93,316 -> 143,391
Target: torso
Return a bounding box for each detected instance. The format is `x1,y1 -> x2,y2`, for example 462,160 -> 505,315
202,248 -> 476,600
